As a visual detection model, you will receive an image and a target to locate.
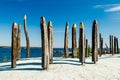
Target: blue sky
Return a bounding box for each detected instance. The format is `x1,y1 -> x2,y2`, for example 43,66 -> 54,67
0,0 -> 120,48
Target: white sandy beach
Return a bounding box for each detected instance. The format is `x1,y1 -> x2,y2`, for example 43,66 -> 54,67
0,54 -> 120,80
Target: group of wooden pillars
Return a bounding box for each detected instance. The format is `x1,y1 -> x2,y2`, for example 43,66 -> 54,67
40,16 -> 53,70
99,34 -> 119,56
11,15 -> 120,70
110,35 -> 119,55
11,15 -> 30,68
11,16 -> 99,69
11,16 -> 120,70
64,20 -> 98,64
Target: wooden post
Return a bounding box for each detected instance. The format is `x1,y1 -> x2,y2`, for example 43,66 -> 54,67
84,35 -> 86,56
79,22 -> 85,65
40,16 -> 49,70
110,35 -> 112,54
114,37 -> 117,54
11,22 -> 17,68
111,35 -> 114,55
116,38 -> 119,53
72,24 -> 77,58
23,14 -> 30,58
16,24 -> 21,60
48,21 -> 53,64
114,36 -> 116,54
85,39 -> 88,57
92,20 -> 98,64
99,33 -> 102,56
101,38 -> 103,55
64,22 -> 69,58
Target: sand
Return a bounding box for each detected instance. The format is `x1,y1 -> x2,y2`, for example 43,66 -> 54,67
0,54 -> 120,80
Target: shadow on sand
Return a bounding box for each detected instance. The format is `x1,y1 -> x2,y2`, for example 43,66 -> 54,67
0,58 -> 98,71
0,62 -> 43,71
53,59 -> 94,66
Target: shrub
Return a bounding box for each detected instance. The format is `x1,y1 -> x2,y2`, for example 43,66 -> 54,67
3,56 -> 7,62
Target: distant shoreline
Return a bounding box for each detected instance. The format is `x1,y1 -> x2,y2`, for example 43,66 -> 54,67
0,46 -> 67,48
0,46 -> 41,48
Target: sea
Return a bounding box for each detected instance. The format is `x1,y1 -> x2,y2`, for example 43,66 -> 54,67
0,47 -> 72,62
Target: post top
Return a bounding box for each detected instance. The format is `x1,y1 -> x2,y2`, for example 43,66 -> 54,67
80,22 -> 84,28
73,24 -> 76,28
13,22 -> 17,29
66,22 -> 69,26
66,22 -> 69,29
40,16 -> 46,24
93,20 -> 98,24
24,14 -> 26,20
48,21 -> 52,27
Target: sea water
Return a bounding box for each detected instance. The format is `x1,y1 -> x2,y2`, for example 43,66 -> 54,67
0,47 -> 72,62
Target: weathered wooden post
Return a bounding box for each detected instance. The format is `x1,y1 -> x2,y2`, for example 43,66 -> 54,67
110,35 -> 112,54
85,39 -> 88,57
116,38 -> 119,53
114,36 -> 116,54
11,22 -> 17,68
40,16 -> 49,69
79,22 -> 85,65
64,22 -> 69,58
92,20 -> 98,64
23,14 -> 30,58
16,24 -> 21,60
84,35 -> 86,56
72,24 -> 77,58
101,38 -> 103,55
48,21 -> 53,64
111,35 -> 114,55
99,33 -> 102,56
114,37 -> 117,54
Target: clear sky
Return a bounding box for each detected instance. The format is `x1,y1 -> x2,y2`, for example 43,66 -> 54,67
0,0 -> 120,48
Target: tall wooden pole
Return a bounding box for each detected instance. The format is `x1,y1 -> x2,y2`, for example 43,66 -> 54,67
16,24 -> 21,60
111,35 -> 114,55
110,35 -> 112,54
11,22 -> 17,68
24,15 -> 30,58
85,39 -> 88,57
40,16 -> 49,70
48,21 -> 53,64
64,22 -> 69,58
99,33 -> 102,56
92,20 -> 98,64
72,24 -> 77,58
116,38 -> 119,53
101,38 -> 103,55
79,22 -> 85,65
114,37 -> 117,54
